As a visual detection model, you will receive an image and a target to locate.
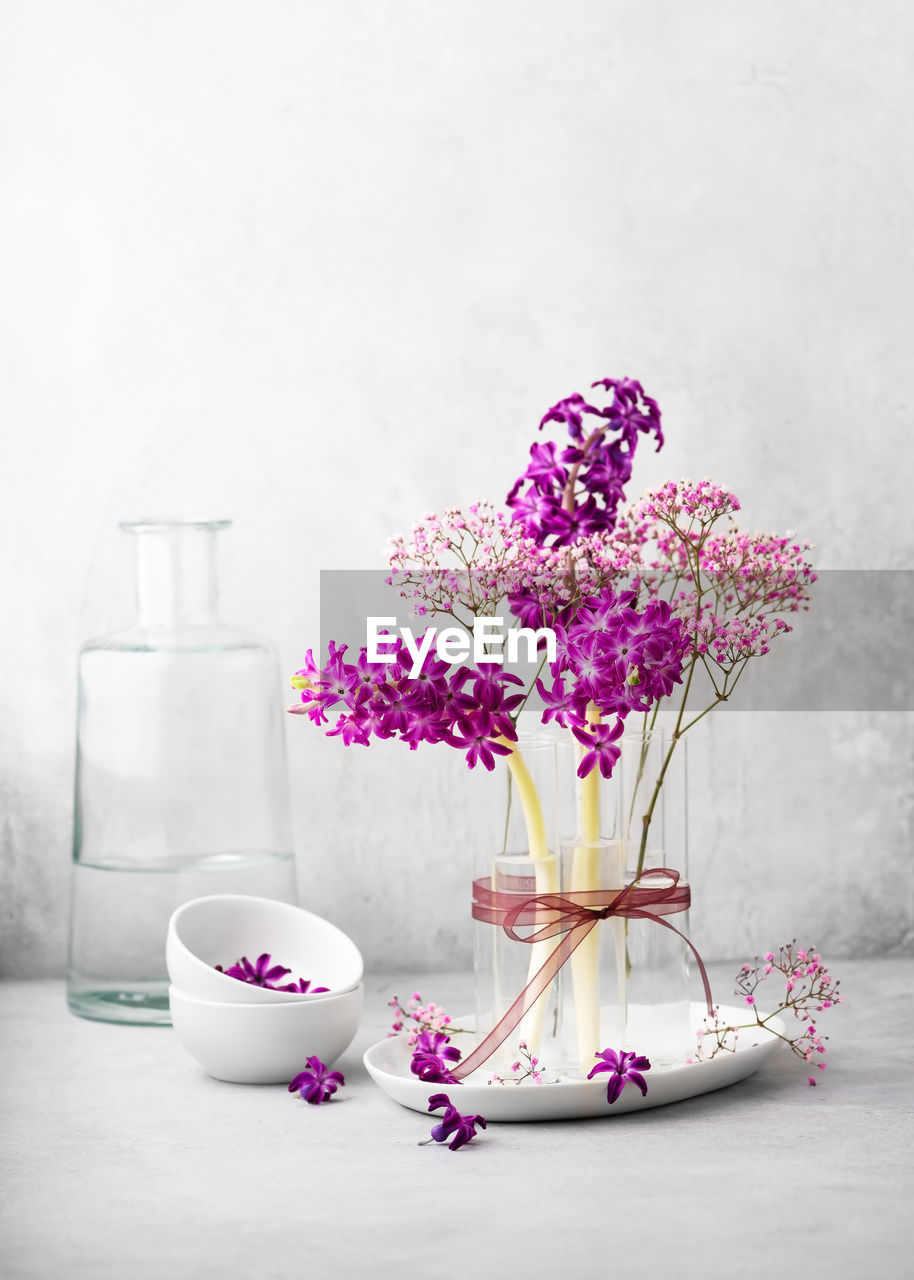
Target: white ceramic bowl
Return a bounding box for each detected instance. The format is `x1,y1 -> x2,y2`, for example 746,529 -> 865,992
169,983 -> 364,1084
166,894 -> 363,1004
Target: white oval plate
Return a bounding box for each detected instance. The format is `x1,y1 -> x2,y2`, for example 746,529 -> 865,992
363,1003 -> 785,1121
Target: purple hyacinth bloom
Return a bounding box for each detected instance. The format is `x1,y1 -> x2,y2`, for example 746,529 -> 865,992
539,392 -> 602,441
506,377 -> 664,546
541,586 -> 687,737
503,481 -> 543,525
587,1048 -> 652,1104
325,684 -> 373,746
217,955 -> 329,994
452,711 -> 515,771
472,668 -> 525,718
408,651 -> 453,699
401,702 -> 456,749
287,1056 -> 345,1104
591,376 -> 664,450
424,1093 -> 487,1151
525,440 -> 565,485
375,681 -> 432,736
507,588 -> 548,630
219,953 -> 294,988
439,666 -> 478,718
353,648 -> 391,694
534,676 -> 571,727
560,495 -> 609,544
410,1031 -> 462,1084
571,718 -> 625,779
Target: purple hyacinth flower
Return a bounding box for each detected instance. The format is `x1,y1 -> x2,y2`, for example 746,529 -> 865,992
452,710 -> 514,772
220,953 -> 294,988
508,589 -> 548,630
218,956 -> 330,994
525,440 -> 565,485
506,376 -> 664,547
539,392 -> 602,440
410,1031 -> 463,1084
287,1056 -> 345,1104
276,978 -> 331,994
534,676 -> 571,727
424,1093 -> 487,1151
571,718 -> 625,779
587,1048 -> 652,1104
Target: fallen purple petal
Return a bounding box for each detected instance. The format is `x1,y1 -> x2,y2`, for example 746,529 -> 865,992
422,1093 -> 487,1151
287,1055 -> 345,1104
587,1047 -> 652,1104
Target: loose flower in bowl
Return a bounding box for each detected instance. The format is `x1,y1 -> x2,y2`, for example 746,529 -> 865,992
216,953 -> 329,994
166,895 -> 363,1004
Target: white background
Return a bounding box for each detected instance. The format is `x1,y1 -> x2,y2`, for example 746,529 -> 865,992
1,0 -> 912,976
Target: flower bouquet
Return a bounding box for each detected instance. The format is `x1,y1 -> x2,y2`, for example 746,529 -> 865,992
291,376 -> 816,1084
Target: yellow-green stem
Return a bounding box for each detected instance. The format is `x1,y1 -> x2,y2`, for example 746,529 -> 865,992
570,704 -> 623,1068
497,738 -> 558,1055
499,738 -> 549,861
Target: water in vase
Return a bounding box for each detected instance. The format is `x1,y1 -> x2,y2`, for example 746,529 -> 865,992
66,851 -> 296,1024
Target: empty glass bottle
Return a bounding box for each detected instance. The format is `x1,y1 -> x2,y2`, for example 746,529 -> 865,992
67,519 -> 297,1024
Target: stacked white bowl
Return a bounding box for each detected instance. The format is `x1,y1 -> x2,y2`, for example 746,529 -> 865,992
166,895 -> 364,1084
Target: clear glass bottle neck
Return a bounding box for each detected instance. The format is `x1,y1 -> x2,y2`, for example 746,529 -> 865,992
123,521 -> 229,628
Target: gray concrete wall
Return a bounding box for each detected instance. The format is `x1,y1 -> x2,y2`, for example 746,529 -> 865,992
2,1 -> 911,976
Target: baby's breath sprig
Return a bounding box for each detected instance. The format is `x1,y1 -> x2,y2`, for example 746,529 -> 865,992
691,942 -> 843,1085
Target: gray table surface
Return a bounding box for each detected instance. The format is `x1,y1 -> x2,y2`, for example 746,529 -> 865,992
2,960 -> 912,1280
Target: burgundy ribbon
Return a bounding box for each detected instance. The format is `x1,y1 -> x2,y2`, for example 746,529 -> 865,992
452,867 -> 714,1080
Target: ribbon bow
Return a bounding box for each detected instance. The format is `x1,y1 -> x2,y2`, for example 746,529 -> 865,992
452,867 -> 713,1080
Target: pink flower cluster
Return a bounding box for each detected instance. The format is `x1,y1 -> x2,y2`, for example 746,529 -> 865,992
386,503 -> 638,630
615,481 -> 816,681
388,992 -> 456,1046
692,942 -> 843,1083
673,592 -> 793,662
388,993 -> 470,1085
502,533 -> 641,630
388,506 -> 648,632
630,478 -> 740,528
385,482 -> 813,675
386,504 -> 531,624
487,1040 -> 557,1086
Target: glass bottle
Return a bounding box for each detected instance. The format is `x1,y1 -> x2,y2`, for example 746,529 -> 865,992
67,519 -> 297,1025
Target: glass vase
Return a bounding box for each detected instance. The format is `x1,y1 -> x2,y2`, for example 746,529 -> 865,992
473,724 -> 625,1079
66,519 -> 297,1025
473,728 -> 566,1075
471,721 -> 692,1081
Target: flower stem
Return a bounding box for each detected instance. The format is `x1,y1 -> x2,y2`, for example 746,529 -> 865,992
570,704 -> 625,1068
498,738 -> 549,860
495,737 -> 558,1056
